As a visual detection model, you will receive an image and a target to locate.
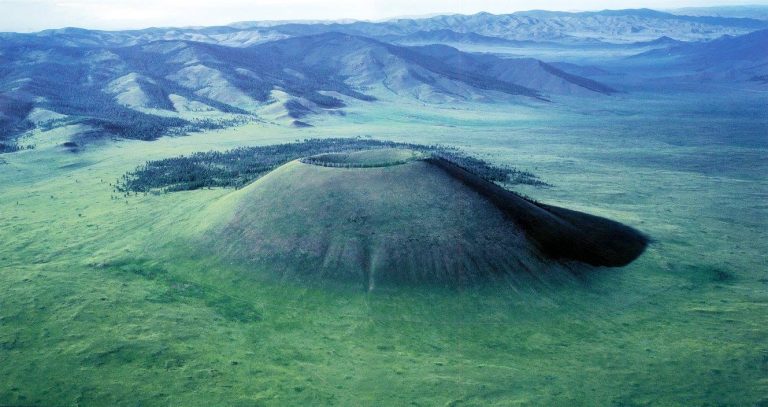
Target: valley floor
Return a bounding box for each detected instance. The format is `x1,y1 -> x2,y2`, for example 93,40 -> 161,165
0,89 -> 767,405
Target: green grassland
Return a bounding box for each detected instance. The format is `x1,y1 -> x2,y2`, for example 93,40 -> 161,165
0,89 -> 767,405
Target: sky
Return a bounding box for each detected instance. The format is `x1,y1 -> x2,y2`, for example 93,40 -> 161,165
0,0 -> 766,32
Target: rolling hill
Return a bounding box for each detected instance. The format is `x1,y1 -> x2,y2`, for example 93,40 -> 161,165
0,32 -> 617,149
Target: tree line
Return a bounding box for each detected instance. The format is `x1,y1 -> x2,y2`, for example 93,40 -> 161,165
116,138 -> 549,195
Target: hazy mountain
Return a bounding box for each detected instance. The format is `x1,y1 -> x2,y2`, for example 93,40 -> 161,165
626,36 -> 686,48
631,29 -> 768,81
0,32 -> 618,148
379,29 -> 530,46
253,33 -> 549,101
2,8 -> 765,151
670,5 -> 768,21
379,29 -> 624,49
262,9 -> 768,44
0,36 -> 373,146
1,8 -> 765,50
410,45 -> 616,96
0,26 -> 290,49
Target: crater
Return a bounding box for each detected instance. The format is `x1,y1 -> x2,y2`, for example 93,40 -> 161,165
301,148 -> 425,168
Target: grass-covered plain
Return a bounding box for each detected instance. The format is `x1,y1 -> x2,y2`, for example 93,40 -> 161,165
0,89 -> 767,405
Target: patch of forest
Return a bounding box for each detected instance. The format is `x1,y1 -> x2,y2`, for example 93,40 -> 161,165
116,138 -> 549,194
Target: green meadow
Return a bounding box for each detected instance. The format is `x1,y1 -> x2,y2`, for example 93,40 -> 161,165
1,89 -> 767,405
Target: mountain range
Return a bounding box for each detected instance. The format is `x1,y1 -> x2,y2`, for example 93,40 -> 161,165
0,32 -> 620,148
670,5 -> 768,20
2,8 -> 765,48
0,8 -> 766,150
629,28 -> 768,82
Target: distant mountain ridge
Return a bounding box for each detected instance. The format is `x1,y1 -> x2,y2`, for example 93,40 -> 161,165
1,8 -> 766,151
252,8 -> 768,43
670,5 -> 768,21
631,28 -> 768,81
1,8 -> 766,49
